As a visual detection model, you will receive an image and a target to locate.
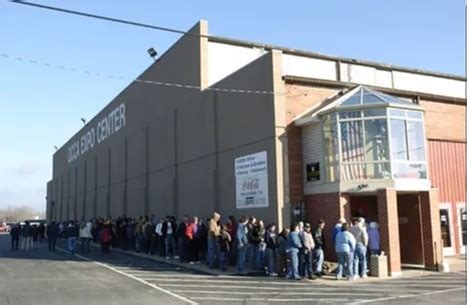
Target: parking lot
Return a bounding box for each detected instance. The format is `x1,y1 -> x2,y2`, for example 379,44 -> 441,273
0,234 -> 465,305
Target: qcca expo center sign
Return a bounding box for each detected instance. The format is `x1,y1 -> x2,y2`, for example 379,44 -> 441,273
66,103 -> 126,164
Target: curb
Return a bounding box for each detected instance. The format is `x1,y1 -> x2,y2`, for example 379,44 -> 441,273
85,242 -> 453,283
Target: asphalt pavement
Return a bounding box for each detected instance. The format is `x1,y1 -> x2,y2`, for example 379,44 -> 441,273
0,234 -> 465,305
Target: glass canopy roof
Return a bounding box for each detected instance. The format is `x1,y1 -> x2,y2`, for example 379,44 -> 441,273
338,87 -> 412,108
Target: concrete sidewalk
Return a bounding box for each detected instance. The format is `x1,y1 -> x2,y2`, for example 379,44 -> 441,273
99,243 -> 465,284
445,255 -> 466,272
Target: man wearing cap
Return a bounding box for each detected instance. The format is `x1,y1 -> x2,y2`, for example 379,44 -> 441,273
332,218 -> 347,243
300,223 -> 317,280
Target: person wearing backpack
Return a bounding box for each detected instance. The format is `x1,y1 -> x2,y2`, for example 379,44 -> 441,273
100,222 -> 112,254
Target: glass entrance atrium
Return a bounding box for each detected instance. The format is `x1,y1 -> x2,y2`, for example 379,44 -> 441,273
321,86 -> 427,182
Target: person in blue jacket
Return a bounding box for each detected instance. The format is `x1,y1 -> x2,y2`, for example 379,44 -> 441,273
335,223 -> 356,280
286,223 -> 302,280
332,217 -> 347,243
236,217 -> 249,275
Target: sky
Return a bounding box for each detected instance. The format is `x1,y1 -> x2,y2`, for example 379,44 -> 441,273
0,0 -> 464,212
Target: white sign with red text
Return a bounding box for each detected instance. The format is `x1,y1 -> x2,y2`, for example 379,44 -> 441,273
235,151 -> 269,209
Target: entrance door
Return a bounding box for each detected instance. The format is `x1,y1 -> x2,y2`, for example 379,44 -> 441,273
457,204 -> 467,254
439,204 -> 454,256
397,194 -> 424,265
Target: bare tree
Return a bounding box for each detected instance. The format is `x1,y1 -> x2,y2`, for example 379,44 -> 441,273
0,205 -> 44,223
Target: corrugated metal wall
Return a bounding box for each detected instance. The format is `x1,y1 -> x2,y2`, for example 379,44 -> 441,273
428,140 -> 466,204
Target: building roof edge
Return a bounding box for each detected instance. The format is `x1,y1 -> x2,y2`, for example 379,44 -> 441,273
208,36 -> 466,82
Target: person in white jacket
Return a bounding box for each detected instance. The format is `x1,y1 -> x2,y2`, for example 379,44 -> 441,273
79,222 -> 93,253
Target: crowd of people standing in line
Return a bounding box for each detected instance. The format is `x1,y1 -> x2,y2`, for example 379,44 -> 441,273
9,221 -> 46,251
10,212 -> 380,281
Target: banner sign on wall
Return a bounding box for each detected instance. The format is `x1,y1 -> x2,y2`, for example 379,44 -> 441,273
235,151 -> 269,209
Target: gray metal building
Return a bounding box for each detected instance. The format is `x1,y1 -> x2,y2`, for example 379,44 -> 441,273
47,21 -> 289,227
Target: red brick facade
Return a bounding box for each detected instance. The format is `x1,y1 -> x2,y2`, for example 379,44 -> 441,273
304,193 -> 351,261
287,125 -> 304,203
420,190 -> 443,269
428,140 -> 466,255
377,188 -> 402,275
285,82 -> 460,275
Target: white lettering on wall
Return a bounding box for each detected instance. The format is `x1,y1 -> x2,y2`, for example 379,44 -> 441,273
66,103 -> 126,164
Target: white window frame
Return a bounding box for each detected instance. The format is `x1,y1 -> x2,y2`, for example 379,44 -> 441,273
439,203 -> 455,256
389,110 -> 428,180
456,202 -> 466,254
321,104 -> 428,183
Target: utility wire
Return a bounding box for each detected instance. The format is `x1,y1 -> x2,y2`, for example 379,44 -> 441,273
8,2 -> 306,96
0,52 -> 278,95
10,0 -> 212,39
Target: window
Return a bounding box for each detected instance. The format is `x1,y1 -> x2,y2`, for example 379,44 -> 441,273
407,121 -> 426,161
364,119 -> 389,161
389,111 -> 427,179
340,121 -> 364,163
389,108 -> 405,117
318,86 -> 427,183
339,110 -> 361,119
323,115 -> 339,182
407,111 -> 423,119
363,108 -> 386,117
390,119 -> 408,160
392,163 -> 427,179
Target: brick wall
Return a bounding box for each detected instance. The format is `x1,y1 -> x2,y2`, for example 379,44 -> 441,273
420,100 -> 465,142
285,85 -> 339,124
287,124 -> 304,203
420,190 -> 443,269
304,192 -> 351,261
377,188 -> 401,275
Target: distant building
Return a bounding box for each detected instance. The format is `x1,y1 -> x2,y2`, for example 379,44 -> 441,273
47,21 -> 465,275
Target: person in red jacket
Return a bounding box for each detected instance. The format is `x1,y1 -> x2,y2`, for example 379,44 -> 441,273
181,216 -> 193,263
100,222 -> 112,254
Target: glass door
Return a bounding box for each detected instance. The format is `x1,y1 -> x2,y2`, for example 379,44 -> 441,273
457,204 -> 467,254
439,205 -> 454,256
